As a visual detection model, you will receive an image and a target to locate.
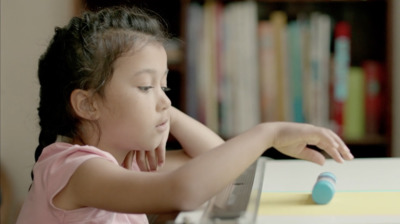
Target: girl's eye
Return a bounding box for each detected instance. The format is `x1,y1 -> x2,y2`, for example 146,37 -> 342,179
138,86 -> 153,92
162,86 -> 171,92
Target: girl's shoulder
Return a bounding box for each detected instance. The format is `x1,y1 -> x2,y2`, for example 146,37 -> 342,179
33,142 -> 119,184
38,142 -> 118,164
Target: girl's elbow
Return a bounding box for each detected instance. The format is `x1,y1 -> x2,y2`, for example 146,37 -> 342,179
169,178 -> 209,211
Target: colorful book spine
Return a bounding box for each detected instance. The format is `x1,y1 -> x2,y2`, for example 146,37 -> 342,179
344,67 -> 365,139
220,1 -> 259,136
287,21 -> 304,122
270,11 -> 289,121
258,21 -> 278,122
363,60 -> 384,135
333,21 -> 351,136
308,13 -> 331,127
185,3 -> 203,120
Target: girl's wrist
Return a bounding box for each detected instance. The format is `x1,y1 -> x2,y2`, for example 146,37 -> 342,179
258,122 -> 276,149
168,107 -> 176,130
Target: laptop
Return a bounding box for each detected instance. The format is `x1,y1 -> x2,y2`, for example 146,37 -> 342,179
174,158 -> 266,224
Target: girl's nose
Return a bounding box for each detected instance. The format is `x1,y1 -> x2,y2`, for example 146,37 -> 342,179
158,89 -> 171,111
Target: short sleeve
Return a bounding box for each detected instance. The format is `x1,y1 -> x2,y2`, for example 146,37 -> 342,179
36,143 -> 119,210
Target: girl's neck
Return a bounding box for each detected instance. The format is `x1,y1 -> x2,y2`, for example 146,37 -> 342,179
72,137 -> 128,166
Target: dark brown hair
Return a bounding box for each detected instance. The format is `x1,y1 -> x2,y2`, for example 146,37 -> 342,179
34,6 -> 168,169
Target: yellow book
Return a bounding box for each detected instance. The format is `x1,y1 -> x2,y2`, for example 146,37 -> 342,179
344,67 -> 365,139
270,11 -> 289,121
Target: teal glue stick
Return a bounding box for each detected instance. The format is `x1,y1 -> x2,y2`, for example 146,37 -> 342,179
312,172 -> 336,204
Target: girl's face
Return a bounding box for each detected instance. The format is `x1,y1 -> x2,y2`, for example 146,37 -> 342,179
95,42 -> 171,161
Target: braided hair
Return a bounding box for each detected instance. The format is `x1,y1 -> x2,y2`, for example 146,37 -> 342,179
33,6 -> 168,179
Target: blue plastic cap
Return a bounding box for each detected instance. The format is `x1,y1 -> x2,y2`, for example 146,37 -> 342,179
319,172 -> 336,182
312,179 -> 335,204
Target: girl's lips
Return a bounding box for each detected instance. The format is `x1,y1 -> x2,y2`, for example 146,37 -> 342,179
156,120 -> 169,132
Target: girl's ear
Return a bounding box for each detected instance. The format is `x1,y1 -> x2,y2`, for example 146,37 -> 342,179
70,89 -> 100,120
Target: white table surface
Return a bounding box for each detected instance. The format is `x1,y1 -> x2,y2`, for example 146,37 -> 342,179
258,157 -> 400,224
176,157 -> 400,224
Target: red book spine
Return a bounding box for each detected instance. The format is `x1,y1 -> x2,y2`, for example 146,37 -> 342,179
363,60 -> 384,135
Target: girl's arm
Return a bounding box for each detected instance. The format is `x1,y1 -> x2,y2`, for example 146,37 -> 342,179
58,121 -> 353,214
133,107 -> 223,172
168,106 -> 225,157
155,107 -> 226,172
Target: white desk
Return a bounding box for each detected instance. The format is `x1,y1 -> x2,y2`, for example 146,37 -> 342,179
258,157 -> 400,223
175,157 -> 400,224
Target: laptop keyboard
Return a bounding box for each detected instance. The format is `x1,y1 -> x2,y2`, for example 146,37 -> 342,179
209,162 -> 257,219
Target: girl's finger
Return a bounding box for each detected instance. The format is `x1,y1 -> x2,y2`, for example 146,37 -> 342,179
298,146 -> 326,166
305,128 -> 344,163
146,150 -> 158,171
328,129 -> 354,160
135,150 -> 148,171
122,151 -> 135,169
155,146 -> 165,167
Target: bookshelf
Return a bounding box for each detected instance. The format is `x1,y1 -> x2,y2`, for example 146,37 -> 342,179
83,0 -> 395,158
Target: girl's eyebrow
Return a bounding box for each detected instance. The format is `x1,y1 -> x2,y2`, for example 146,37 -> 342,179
133,68 -> 169,78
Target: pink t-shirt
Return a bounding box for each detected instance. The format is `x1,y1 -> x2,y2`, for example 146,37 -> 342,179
16,142 -> 149,224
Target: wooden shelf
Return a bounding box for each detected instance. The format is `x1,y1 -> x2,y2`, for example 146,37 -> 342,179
344,135 -> 388,146
83,0 -> 393,157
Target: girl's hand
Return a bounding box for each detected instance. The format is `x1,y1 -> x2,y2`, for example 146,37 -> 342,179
269,122 -> 353,165
135,121 -> 170,172
134,149 -> 164,172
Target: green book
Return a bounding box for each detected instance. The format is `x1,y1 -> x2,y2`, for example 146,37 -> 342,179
344,67 -> 365,139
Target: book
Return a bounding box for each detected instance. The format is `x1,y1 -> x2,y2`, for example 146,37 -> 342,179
270,11 -> 289,121
344,67 -> 365,139
332,21 -> 351,136
287,20 -> 305,123
363,60 -> 384,135
307,12 -> 331,128
185,2 -> 225,133
205,1 -> 221,132
258,21 -> 278,122
185,3 -> 203,120
221,1 -> 260,136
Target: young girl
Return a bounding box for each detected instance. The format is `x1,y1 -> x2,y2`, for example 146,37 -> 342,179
17,6 -> 353,224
